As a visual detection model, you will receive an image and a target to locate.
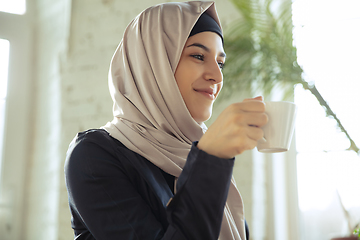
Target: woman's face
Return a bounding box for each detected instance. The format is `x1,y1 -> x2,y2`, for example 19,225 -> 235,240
175,31 -> 225,123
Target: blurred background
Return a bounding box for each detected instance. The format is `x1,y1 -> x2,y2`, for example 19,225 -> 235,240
0,0 -> 359,239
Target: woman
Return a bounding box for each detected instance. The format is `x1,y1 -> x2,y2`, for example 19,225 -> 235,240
65,1 -> 267,239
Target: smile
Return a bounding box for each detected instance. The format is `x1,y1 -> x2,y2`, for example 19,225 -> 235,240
194,88 -> 216,100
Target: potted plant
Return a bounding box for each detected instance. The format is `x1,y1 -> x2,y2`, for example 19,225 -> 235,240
330,236 -> 358,240
327,191 -> 359,240
330,229 -> 359,240
354,228 -> 360,240
330,225 -> 359,240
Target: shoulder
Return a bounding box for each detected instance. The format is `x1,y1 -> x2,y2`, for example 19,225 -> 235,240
64,129 -> 131,174
71,129 -> 116,146
67,129 -> 127,156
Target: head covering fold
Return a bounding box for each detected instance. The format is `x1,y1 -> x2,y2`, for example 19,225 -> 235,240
102,1 -> 245,239
189,12 -> 223,41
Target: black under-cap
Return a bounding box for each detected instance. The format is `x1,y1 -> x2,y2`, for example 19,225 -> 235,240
189,12 -> 223,43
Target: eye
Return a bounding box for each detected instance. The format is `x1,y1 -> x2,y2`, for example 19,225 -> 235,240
190,54 -> 204,61
218,62 -> 225,69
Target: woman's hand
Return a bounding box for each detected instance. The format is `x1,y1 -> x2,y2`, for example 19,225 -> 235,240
197,96 -> 268,159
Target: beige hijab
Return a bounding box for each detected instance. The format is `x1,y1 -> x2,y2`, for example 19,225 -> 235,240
102,1 -> 246,239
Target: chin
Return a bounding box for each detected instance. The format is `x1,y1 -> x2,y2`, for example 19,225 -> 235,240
193,111 -> 212,124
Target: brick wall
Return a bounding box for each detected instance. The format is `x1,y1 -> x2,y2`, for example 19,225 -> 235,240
23,0 -> 71,239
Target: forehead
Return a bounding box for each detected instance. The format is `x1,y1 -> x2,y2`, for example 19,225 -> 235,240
185,31 -> 224,53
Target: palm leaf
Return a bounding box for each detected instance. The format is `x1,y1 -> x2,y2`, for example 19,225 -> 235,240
218,0 -> 359,153
220,0 -> 302,100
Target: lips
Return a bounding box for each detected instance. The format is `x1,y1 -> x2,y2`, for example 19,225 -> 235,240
194,87 -> 217,100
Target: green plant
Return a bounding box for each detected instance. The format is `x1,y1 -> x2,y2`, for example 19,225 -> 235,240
337,190 -> 360,238
353,226 -> 360,239
221,0 -> 359,153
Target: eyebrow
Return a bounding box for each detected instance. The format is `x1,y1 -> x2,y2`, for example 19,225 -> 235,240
186,43 -> 226,58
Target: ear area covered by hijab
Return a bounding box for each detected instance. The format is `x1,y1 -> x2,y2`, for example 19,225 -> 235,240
101,2 -> 246,240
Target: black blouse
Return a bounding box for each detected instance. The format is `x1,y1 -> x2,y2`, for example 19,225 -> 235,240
64,129 -> 249,239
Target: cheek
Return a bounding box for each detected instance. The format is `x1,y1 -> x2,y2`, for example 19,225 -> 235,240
217,81 -> 223,95
175,71 -> 188,93
175,64 -> 195,93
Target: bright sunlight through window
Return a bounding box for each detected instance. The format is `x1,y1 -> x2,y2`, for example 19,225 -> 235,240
292,0 -> 360,238
0,39 -> 9,99
0,0 -> 26,15
0,39 -> 9,169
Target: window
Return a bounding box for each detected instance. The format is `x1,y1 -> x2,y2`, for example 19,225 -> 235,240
0,39 -> 9,167
0,0 -> 26,15
0,1 -> 33,238
293,0 -> 360,239
0,0 -> 26,172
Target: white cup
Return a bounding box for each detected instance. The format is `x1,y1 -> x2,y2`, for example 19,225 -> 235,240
257,101 -> 297,153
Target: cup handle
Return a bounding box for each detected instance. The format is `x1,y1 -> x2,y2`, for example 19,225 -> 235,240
258,137 -> 267,144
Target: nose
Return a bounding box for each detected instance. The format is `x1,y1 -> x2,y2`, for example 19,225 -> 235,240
204,59 -> 223,84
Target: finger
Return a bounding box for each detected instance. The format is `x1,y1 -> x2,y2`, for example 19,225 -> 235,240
233,101 -> 266,113
243,96 -> 263,102
245,112 -> 268,128
247,126 -> 264,141
238,137 -> 258,152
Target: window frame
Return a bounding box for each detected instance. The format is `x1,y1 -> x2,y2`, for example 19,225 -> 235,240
0,7 -> 34,240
